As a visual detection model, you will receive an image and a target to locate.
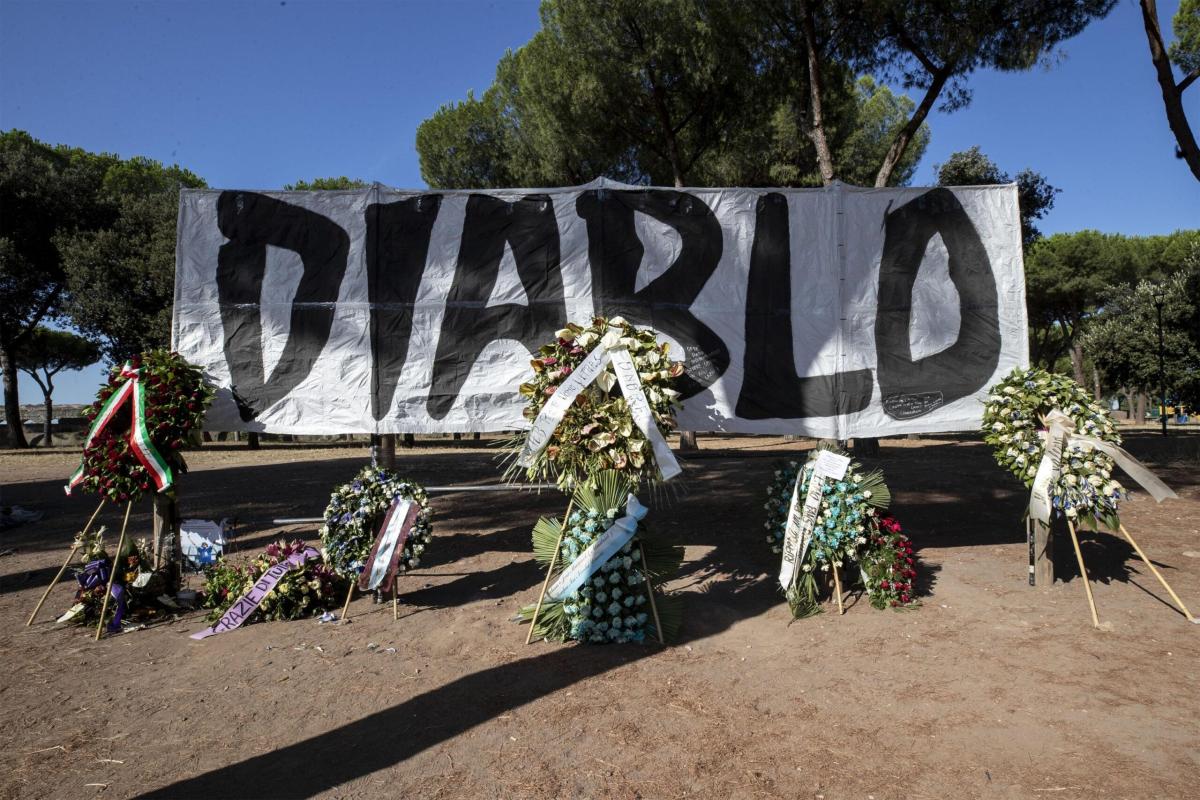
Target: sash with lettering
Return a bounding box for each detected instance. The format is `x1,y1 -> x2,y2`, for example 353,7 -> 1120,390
778,450 -> 851,590
547,495 -> 648,602
359,497 -> 420,592
1028,410 -> 1176,528
190,546 -> 320,640
517,324 -> 681,482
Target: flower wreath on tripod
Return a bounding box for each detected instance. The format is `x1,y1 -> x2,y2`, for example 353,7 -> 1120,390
319,466 -> 432,579
764,447 -> 916,617
981,367 -> 1124,529
505,316 -> 684,490
66,349 -> 213,504
519,471 -> 683,643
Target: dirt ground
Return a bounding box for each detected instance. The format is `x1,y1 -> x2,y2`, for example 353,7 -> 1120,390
2,432 -> 1198,800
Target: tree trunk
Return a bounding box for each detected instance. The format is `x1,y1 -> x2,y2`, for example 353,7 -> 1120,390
43,392 -> 53,447
0,344 -> 28,449
247,431 -> 260,449
1092,364 -> 1102,404
378,433 -> 396,469
402,433 -> 415,448
1135,392 -> 1148,424
153,492 -> 181,593
1069,343 -> 1086,387
798,0 -> 835,185
679,430 -> 697,451
875,66 -> 952,187
1139,0 -> 1200,182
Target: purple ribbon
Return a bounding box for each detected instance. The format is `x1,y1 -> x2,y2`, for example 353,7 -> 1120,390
78,558 -> 126,632
190,547 -> 321,640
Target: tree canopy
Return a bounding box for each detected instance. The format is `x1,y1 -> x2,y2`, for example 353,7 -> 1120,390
15,326 -> 101,446
0,129 -> 115,446
59,155 -> 206,362
935,146 -> 1059,247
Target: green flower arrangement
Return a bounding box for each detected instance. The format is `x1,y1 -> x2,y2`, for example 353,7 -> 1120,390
520,471 -> 683,643
506,317 -> 684,490
764,447 -> 898,618
981,367 -> 1124,529
71,349 -> 213,504
319,466 -> 432,579
202,539 -> 345,623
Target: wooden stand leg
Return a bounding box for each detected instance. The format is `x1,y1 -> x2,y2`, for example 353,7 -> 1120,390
27,546 -> 80,627
341,581 -> 355,621
95,502 -> 133,641
28,499 -> 107,626
526,499 -> 573,645
392,575 -> 399,622
831,562 -> 845,615
1066,520 -> 1100,629
1119,524 -> 1198,622
638,543 -> 665,644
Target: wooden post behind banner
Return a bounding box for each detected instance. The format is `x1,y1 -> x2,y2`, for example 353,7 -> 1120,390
27,499 -> 107,626
526,499 -> 574,645
96,502 -> 133,640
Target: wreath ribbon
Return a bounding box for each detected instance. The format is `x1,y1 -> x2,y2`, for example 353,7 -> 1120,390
65,362 -> 174,496
517,329 -> 681,481
1028,409 -> 1176,525
547,494 -> 648,602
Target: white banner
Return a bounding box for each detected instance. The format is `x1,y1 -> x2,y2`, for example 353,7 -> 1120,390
173,179 -> 1028,436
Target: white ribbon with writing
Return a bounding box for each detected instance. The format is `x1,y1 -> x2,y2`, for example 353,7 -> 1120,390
547,495 -> 648,602
517,328 -> 681,481
364,499 -> 414,591
778,450 -> 851,590
1029,409 -> 1176,526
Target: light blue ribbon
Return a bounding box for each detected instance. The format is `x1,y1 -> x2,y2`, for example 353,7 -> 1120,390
547,495 -> 647,602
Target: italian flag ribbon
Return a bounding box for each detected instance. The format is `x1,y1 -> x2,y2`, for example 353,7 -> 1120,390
65,362 -> 174,496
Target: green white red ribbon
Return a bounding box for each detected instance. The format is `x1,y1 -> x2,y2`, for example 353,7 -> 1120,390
65,362 -> 174,496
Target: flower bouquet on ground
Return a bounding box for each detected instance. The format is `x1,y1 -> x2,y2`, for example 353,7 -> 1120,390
504,316 -> 684,492
67,349 -> 213,504
202,540 -> 345,624
982,367 -> 1124,529
859,514 -> 919,610
765,447 -> 918,618
56,529 -> 167,629
519,471 -> 683,643
319,466 -> 433,584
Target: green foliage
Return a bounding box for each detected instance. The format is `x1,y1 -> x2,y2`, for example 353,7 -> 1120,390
1081,270 -> 1200,407
416,89 -> 519,189
1170,0 -> 1200,75
935,145 -> 1059,246
0,129 -> 117,444
417,1 -> 929,188
284,177 -> 370,190
15,326 -> 100,379
58,157 -> 205,362
1023,231 -> 1143,370
15,326 -> 100,443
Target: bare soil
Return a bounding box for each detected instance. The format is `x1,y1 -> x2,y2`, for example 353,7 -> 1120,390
2,433 -> 1198,800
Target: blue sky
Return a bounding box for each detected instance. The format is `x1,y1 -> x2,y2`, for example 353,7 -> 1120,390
2,0 -> 1197,403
